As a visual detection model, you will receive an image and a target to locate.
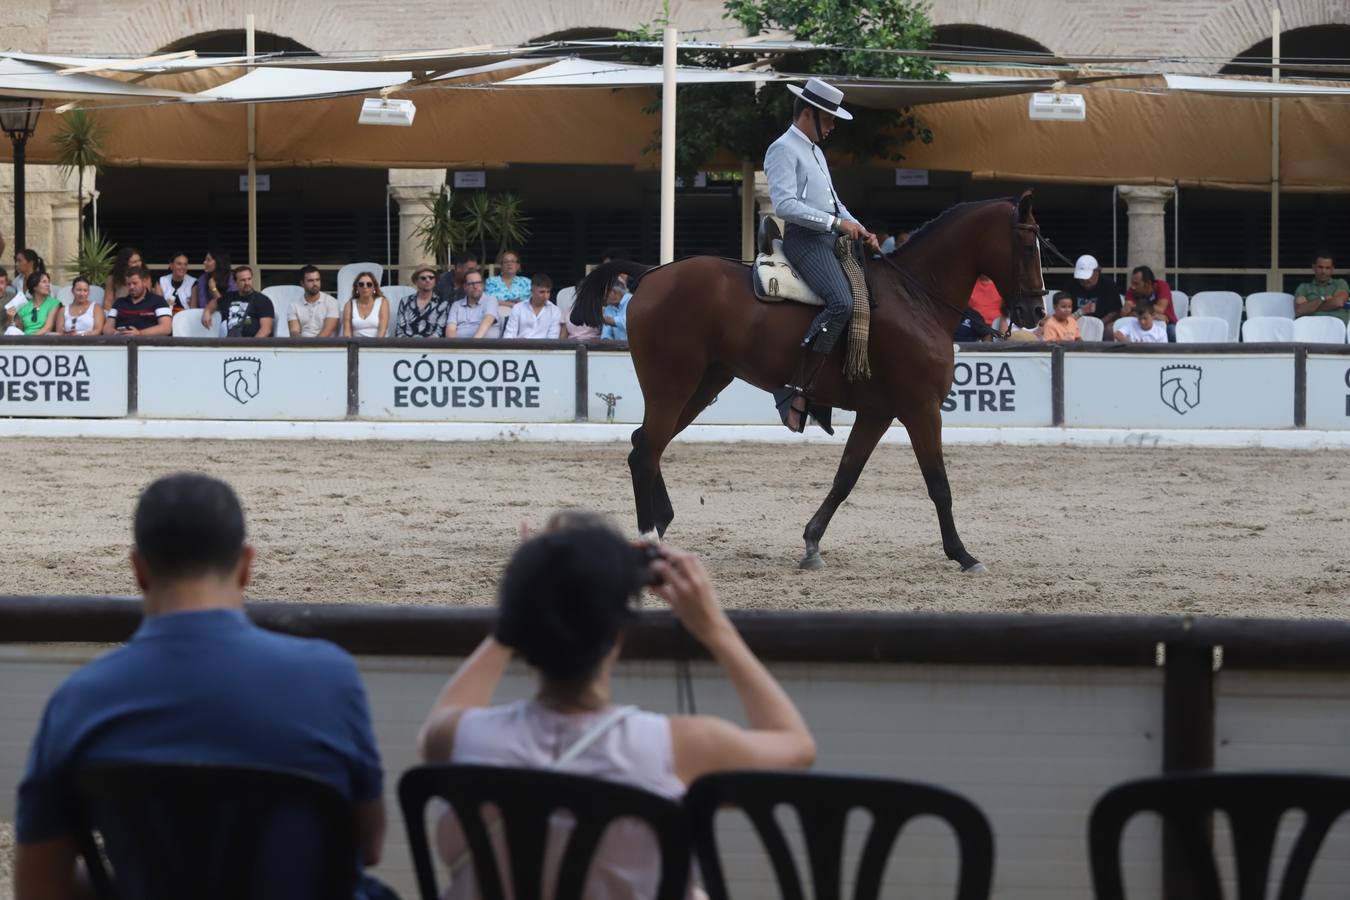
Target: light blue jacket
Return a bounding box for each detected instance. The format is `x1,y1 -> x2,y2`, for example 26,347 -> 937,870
764,125 -> 857,234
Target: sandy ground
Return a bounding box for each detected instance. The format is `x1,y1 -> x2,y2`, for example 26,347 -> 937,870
1,437 -> 1348,618
0,822 -> 12,900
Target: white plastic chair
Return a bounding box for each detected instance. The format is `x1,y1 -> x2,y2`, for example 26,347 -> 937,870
1293,316 -> 1348,344
1170,290 -> 1189,319
381,285 -> 418,336
336,262 -> 384,309
171,311 -> 222,338
1112,317 -> 1129,337
262,285 -> 306,338
1245,291 -> 1295,320
1175,315 -> 1231,343
57,285 -> 74,307
1240,316 -> 1294,343
1078,315 -> 1105,342
88,285 -> 105,308
1189,291 -> 1243,342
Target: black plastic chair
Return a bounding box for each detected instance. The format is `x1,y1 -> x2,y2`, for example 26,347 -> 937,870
684,771 -> 995,900
68,762 -> 358,900
1089,772 -> 1350,900
399,764 -> 690,900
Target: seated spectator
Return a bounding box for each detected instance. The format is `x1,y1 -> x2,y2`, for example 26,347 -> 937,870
0,266 -> 12,304
435,252 -> 479,304
205,265 -> 274,338
192,248 -> 234,311
968,274 -> 1002,327
105,267 -> 172,336
446,270 -> 498,339
600,278 -> 632,342
103,246 -> 144,312
7,248 -> 45,318
483,250 -> 531,315
11,271 -> 60,335
343,272 -> 389,338
1069,255 -> 1121,325
502,274 -> 561,339
563,274 -> 608,341
417,513 -> 814,899
58,276 -> 105,336
395,266 -> 451,338
158,252 -> 197,314
953,309 -> 998,342
1040,291 -> 1082,342
287,265 -> 340,338
1125,266 -> 1176,339
13,474 -> 387,900
1294,254 -> 1349,323
1114,302 -> 1168,343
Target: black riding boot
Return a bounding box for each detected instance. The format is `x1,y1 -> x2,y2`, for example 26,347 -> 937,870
774,345 -> 831,434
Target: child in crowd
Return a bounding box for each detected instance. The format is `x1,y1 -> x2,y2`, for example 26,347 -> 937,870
1041,291 -> 1082,342
1113,301 -> 1169,343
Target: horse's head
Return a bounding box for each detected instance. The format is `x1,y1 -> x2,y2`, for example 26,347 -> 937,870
995,191 -> 1048,330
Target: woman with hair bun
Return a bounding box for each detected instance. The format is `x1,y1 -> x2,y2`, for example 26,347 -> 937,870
417,513 -> 815,899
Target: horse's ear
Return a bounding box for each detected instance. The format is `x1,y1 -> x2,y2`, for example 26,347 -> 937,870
1017,189 -> 1034,223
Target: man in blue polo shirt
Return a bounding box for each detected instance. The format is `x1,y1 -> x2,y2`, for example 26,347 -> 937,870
14,474 -> 387,898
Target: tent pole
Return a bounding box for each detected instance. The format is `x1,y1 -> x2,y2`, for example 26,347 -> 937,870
1173,183 -> 1180,292
740,158 -> 754,261
247,13 -> 259,277
660,26 -> 677,265
1269,4 -> 1281,291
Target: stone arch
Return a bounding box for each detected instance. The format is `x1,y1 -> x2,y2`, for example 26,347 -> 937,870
1221,24 -> 1350,80
158,29 -> 317,57
930,24 -> 1052,56
1186,0 -> 1350,75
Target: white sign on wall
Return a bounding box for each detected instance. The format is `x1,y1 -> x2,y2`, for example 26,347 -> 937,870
359,349 -> 575,421
589,352 -> 1052,427
137,347 -> 348,419
894,168 -> 930,187
452,170 -> 486,189
238,174 -> 271,192
0,346 -> 127,417
1064,353 -> 1296,428
1304,354 -> 1350,430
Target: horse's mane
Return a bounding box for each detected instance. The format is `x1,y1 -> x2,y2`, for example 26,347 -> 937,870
895,197 -> 1015,257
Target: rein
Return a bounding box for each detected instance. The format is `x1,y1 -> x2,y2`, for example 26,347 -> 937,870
876,252 -> 970,319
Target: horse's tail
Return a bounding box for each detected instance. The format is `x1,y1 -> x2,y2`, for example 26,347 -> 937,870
576,259 -> 655,311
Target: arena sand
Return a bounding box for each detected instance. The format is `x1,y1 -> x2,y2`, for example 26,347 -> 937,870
2,437 -> 1347,618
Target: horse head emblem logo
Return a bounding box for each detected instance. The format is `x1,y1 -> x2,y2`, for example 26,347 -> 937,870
1159,364 -> 1201,415
223,356 -> 262,405
594,391 -> 622,424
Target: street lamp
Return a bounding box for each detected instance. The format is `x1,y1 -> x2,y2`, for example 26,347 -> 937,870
0,96 -> 43,252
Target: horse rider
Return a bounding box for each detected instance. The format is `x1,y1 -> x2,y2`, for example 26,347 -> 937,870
765,77 -> 880,433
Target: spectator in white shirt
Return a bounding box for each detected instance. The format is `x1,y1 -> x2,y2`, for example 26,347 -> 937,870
502,274 -> 561,339
1113,302 -> 1169,344
158,253 -> 197,313
287,265 -> 340,337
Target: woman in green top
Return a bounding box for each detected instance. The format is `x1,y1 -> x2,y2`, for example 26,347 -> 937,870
16,271 -> 60,335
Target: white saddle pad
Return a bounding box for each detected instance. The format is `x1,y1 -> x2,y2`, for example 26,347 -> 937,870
755,239 -> 825,307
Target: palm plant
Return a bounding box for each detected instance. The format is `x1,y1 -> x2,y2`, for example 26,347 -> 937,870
67,227 -> 116,285
459,192 -> 494,264
51,109 -> 107,257
487,193 -> 531,259
413,186 -> 464,269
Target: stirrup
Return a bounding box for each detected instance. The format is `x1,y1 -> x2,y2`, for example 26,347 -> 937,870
774,386 -> 808,434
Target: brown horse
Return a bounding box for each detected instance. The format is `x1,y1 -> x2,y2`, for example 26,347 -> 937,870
577,192 -> 1048,572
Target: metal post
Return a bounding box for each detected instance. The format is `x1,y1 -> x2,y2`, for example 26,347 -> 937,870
246,14 -> 259,275
1173,183 -> 1180,291
1269,5 -> 1281,291
12,135 -> 26,251
659,26 -> 677,265
1161,640 -> 1216,900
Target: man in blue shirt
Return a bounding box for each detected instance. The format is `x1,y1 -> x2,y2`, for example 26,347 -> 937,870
14,473 -> 387,899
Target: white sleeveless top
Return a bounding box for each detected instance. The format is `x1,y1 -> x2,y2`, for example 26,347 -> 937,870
63,301 -> 97,335
349,296 -> 383,337
442,699 -> 687,900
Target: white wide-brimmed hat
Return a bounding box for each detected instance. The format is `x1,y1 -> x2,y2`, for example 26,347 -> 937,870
786,77 -> 853,121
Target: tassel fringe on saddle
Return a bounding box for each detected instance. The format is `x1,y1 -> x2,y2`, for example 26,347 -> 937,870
835,236 -> 872,382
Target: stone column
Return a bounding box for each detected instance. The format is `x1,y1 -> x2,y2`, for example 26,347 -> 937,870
0,163 -> 89,282
1118,185 -> 1175,278
387,168 -> 447,286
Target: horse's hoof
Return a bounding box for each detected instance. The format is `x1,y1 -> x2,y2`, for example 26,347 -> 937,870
962,562 -> 989,575
799,552 -> 825,571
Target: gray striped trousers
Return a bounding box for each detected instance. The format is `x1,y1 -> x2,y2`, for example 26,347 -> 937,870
782,224 -> 853,354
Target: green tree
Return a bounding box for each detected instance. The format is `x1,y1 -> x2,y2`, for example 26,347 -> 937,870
51,109 -> 107,257
625,0 -> 940,180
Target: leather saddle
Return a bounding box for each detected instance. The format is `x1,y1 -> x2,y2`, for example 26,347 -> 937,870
751,216 -> 825,307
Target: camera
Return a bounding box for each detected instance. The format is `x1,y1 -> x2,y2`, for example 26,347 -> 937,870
633,542 -> 664,586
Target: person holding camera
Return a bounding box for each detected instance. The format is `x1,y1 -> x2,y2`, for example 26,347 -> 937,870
417,513 -> 815,898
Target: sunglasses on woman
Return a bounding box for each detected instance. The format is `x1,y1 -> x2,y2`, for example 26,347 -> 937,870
357,281 -> 375,288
